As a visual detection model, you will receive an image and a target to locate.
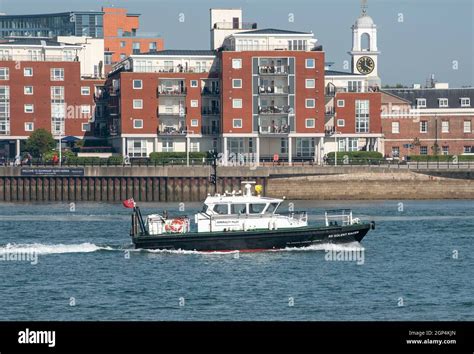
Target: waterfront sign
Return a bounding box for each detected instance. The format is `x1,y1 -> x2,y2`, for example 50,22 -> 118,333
21,168 -> 85,177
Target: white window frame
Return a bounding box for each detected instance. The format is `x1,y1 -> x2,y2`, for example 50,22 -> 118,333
0,67 -> 9,80
305,118 -> 315,128
133,80 -> 143,89
441,121 -> 449,133
460,97 -> 471,107
442,146 -> 449,155
133,119 -> 143,129
232,59 -> 242,69
420,121 -> 428,133
233,118 -> 242,128
81,86 -> 90,95
81,105 -> 91,115
305,99 -> 315,108
190,80 -> 198,88
232,99 -> 242,109
463,120 -> 471,133
416,98 -> 426,108
232,79 -> 242,88
392,121 -> 400,134
50,68 -> 64,81
24,122 -> 34,131
82,123 -> 91,132
24,104 -> 34,113
305,79 -> 315,89
337,119 -> 345,127
305,58 -> 315,68
190,100 -> 198,108
420,146 -> 428,155
438,98 -> 448,108
24,86 -> 33,95
190,119 -> 199,127
133,99 -> 143,109
24,67 -> 33,77
337,99 -> 345,107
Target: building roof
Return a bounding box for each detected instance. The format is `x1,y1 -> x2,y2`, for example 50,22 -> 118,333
383,88 -> 474,108
0,11 -> 103,18
237,28 -> 311,35
136,49 -> 216,56
325,69 -> 361,76
0,38 -> 78,47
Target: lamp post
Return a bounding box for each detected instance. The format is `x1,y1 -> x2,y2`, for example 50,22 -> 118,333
334,124 -> 338,167
58,134 -> 63,167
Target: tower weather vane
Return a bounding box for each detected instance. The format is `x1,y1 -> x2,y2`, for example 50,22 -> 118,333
361,0 -> 368,15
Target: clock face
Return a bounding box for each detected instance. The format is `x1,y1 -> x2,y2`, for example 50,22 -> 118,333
356,56 -> 375,74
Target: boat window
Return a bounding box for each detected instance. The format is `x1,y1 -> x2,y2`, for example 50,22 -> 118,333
201,205 -> 209,213
248,203 -> 266,214
231,203 -> 247,214
265,203 -> 280,214
214,204 -> 229,215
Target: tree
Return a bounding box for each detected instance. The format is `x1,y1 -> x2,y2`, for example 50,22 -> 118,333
25,129 -> 56,158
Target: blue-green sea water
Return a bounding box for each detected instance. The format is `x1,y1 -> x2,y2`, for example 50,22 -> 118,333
0,200 -> 472,321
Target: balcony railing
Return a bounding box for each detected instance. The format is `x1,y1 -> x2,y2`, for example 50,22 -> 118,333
223,44 -> 322,52
258,65 -> 289,75
157,87 -> 187,96
202,107 -> 220,115
325,107 -> 335,116
135,65 -> 212,73
259,124 -> 290,135
0,55 -> 79,62
259,105 -> 291,115
201,126 -> 220,135
158,107 -> 186,116
202,87 -> 220,96
213,22 -> 257,30
158,125 -> 187,136
325,126 -> 336,136
258,86 -> 289,95
326,87 -> 347,96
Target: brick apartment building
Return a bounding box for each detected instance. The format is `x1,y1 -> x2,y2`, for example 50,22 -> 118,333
381,85 -> 474,158
108,8 -> 384,164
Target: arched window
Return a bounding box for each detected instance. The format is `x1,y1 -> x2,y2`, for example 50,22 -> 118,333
361,33 -> 371,51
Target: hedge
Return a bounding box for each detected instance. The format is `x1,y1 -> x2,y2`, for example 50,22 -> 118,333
408,155 -> 474,162
149,152 -> 209,164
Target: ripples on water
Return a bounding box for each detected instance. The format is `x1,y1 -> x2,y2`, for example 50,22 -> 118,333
0,200 -> 472,321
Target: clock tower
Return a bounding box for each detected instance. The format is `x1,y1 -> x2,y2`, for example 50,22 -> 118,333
349,0 -> 381,87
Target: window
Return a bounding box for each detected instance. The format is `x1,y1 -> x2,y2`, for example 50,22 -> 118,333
464,120 -> 472,133
0,67 -> 9,80
51,68 -> 64,81
133,80 -> 142,89
104,53 -> 112,65
24,122 -> 34,131
305,118 -> 315,128
305,58 -> 315,68
149,42 -> 157,51
162,139 -> 174,152
280,138 -> 288,154
249,204 -> 266,214
81,86 -> 90,95
190,100 -> 198,108
348,81 -> 362,92
337,99 -> 345,107
420,146 -> 428,155
190,80 -> 198,88
233,118 -> 242,128
232,59 -> 242,69
355,100 -> 370,133
416,98 -> 426,108
189,141 -> 199,152
24,104 -> 34,113
392,146 -> 400,157
232,79 -> 242,88
24,68 -> 33,77
231,204 -> 247,214
348,138 -> 358,152
81,105 -> 91,115
133,99 -> 143,109
441,121 -> 449,133
82,123 -> 91,132
392,121 -> 400,134
120,41 -> 126,48
438,98 -> 448,108
120,54 -> 126,60
460,98 -> 471,107
128,139 -> 148,157
442,146 -> 449,155
191,119 -> 198,127
420,121 -> 428,133
133,119 -> 143,129
233,99 -> 242,108
305,79 -> 315,89
24,86 -> 33,95
214,204 -> 229,215
296,138 -> 314,157
305,99 -> 315,108
337,119 -> 345,127
464,146 -> 473,153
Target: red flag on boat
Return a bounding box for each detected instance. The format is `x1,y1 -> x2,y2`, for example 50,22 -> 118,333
122,198 -> 136,208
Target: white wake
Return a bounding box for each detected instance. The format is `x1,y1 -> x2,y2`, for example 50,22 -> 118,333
0,242 -> 114,255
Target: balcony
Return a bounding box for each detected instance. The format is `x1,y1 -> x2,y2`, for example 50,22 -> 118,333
258,65 -> 289,75
258,85 -> 289,95
158,106 -> 186,117
259,105 -> 291,115
202,107 -> 220,115
325,107 -> 335,117
259,117 -> 290,135
137,65 -> 212,73
202,87 -> 220,96
213,22 -> 257,30
325,87 -> 347,97
325,126 -> 336,136
201,125 -> 220,135
158,119 -> 187,136
157,87 -> 187,96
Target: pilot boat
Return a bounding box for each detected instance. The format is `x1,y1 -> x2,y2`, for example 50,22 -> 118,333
127,182 -> 375,252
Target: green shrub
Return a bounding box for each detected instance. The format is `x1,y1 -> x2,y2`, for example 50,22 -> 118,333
408,155 -> 474,162
149,152 -> 209,164
107,155 -> 124,165
326,151 -> 383,164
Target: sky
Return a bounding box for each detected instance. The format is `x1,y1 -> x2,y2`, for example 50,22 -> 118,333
0,0 -> 472,87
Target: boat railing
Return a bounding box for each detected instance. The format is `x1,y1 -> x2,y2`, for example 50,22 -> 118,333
324,209 -> 353,227
202,211 -> 307,221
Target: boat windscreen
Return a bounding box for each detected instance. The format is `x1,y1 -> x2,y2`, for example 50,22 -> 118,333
248,203 -> 266,214
266,202 -> 280,214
